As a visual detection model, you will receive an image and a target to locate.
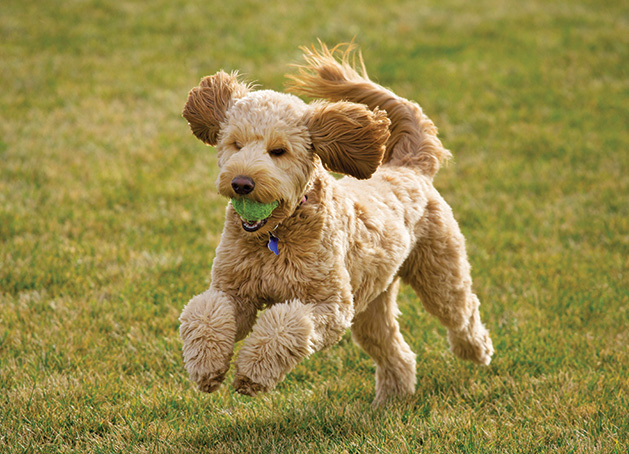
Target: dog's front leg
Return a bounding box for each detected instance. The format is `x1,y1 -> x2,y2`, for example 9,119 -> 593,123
179,288 -> 256,393
232,297 -> 353,396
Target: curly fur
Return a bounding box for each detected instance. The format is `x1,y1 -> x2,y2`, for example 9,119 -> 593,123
179,43 -> 493,406
288,42 -> 452,176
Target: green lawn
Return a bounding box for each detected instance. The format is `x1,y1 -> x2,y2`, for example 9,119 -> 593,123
1,0 -> 627,452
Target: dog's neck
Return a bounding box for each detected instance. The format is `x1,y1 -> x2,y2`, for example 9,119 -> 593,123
271,176 -> 319,224
266,193 -> 308,255
263,169 -> 331,255
223,168 -> 331,257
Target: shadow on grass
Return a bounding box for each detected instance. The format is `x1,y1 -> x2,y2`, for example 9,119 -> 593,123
182,367 -> 479,453
189,399 -> 421,452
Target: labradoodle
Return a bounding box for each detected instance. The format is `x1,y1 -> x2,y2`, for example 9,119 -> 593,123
179,43 -> 493,405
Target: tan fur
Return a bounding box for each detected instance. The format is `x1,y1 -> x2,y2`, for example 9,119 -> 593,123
288,42 -> 452,176
179,43 -> 493,405
307,101 -> 390,179
182,71 -> 250,146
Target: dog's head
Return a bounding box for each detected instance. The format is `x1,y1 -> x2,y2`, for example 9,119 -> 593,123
182,71 -> 390,233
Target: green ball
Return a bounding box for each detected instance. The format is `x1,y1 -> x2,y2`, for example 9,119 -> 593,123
231,198 -> 279,222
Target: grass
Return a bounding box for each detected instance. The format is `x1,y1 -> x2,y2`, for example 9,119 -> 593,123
1,0 -> 627,452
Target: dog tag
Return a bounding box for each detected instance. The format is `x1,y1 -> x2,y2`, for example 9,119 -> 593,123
268,233 -> 279,256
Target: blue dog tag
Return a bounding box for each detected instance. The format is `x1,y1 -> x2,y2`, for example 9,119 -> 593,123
268,233 -> 279,255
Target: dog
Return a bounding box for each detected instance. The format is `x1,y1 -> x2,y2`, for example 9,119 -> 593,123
179,43 -> 493,405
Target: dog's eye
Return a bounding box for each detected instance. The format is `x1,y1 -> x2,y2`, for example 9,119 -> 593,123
233,142 -> 243,150
269,148 -> 287,156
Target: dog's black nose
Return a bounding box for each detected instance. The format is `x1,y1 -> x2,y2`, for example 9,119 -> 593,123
231,176 -> 255,195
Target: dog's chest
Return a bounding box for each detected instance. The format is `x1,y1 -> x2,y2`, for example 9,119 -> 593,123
213,236 -> 330,307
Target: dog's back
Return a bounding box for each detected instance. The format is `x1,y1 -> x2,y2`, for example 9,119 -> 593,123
288,43 -> 452,178
290,44 -> 494,373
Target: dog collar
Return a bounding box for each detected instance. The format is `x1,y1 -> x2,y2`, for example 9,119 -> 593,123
267,195 -> 308,255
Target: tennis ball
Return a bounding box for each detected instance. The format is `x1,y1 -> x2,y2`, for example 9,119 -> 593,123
231,198 -> 279,222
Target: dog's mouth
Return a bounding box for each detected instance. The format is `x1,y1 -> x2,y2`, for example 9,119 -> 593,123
240,216 -> 269,232
231,197 -> 281,233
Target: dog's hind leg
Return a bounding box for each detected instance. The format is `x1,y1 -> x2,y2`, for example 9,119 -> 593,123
400,197 -> 494,366
179,288 -> 257,393
351,279 -> 417,405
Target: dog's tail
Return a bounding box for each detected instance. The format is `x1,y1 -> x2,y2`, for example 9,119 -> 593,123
288,42 -> 451,178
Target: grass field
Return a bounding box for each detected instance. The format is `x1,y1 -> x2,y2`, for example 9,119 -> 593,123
1,0 -> 628,452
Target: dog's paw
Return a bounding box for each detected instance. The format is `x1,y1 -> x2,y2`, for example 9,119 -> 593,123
448,326 -> 494,366
184,350 -> 232,394
473,331 -> 494,366
233,374 -> 267,397
194,370 -> 228,394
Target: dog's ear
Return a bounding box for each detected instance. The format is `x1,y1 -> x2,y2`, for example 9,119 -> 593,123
306,101 -> 390,179
182,71 -> 249,146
